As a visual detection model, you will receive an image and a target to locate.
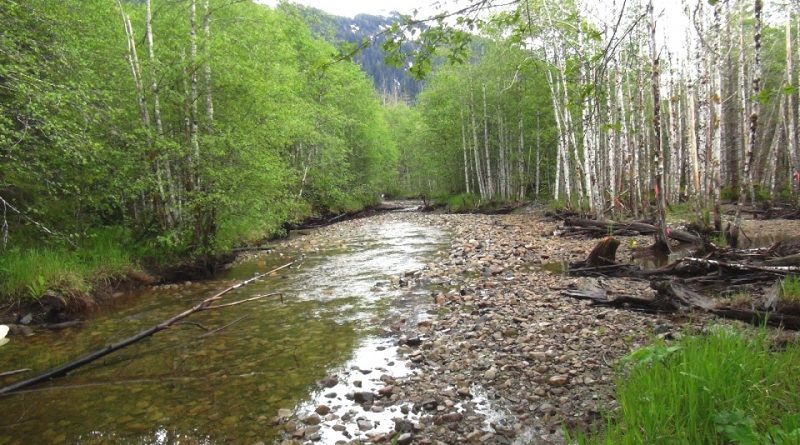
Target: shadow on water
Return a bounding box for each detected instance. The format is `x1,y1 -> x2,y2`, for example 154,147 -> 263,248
0,220 -> 448,444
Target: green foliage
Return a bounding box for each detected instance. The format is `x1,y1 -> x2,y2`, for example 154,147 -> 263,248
577,327 -> 800,445
711,232 -> 729,247
721,186 -> 739,201
444,193 -> 481,212
753,185 -> 772,203
666,202 -> 695,220
0,228 -> 138,300
0,0 -> 404,301
402,40 -> 557,200
779,276 -> 800,303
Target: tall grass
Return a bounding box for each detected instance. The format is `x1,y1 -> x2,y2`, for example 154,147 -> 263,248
579,327 -> 800,444
444,193 -> 480,212
0,227 -> 138,301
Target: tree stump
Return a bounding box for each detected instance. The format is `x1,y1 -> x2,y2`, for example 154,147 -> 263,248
586,237 -> 620,266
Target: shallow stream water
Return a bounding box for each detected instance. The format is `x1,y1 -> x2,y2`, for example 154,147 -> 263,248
0,216 -> 448,444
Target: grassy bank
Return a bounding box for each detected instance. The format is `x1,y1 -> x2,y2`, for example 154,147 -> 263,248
0,196 -> 381,305
578,326 -> 800,444
0,228 -> 141,302
435,193 -> 528,213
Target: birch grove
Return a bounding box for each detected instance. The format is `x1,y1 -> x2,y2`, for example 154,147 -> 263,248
400,0 -> 800,241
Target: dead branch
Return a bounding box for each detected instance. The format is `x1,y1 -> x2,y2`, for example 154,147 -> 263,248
0,369 -> 31,379
0,261 -> 294,396
562,218 -> 701,244
204,292 -> 281,310
173,321 -> 210,331
198,314 -> 251,339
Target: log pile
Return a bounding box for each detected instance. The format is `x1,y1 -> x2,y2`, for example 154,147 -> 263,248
559,218 -> 701,244
561,238 -> 800,330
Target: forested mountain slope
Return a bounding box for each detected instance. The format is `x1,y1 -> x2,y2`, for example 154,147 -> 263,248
282,4 -> 423,101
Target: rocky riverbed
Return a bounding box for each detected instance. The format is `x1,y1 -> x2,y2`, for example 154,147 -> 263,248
272,210 -> 725,445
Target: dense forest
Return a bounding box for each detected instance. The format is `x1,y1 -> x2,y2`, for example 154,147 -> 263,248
3,2 -> 800,444
0,0 -> 401,298
1,0 -> 799,298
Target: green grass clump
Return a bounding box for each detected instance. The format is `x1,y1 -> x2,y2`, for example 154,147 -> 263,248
780,276 -> 800,303
445,193 -> 480,212
0,227 -> 138,301
666,202 -> 695,220
578,327 -> 800,444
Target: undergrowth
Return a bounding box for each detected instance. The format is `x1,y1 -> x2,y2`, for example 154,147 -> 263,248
0,227 -> 139,301
780,276 -> 800,303
576,326 -> 800,444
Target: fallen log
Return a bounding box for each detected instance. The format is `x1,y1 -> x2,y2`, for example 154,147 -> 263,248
763,253 -> 800,267
561,288 -> 674,312
680,257 -> 800,275
713,308 -> 800,330
563,280 -> 800,330
0,261 -> 294,396
563,218 -> 701,244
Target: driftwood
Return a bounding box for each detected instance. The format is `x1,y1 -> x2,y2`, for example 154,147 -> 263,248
0,369 -> 31,379
763,253 -> 800,267
563,280 -> 800,330
563,218 -> 701,244
0,261 -> 294,396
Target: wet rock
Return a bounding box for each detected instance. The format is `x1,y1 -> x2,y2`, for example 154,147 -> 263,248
548,375 -> 569,387
434,412 -> 463,424
357,419 -> 373,431
404,336 -> 422,347
319,374 -> 339,388
394,418 -> 414,433
303,414 -> 321,425
397,433 -> 413,445
353,391 -> 374,405
314,405 -> 331,416
421,399 -> 438,411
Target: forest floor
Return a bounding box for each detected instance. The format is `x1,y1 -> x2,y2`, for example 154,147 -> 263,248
275,209 -> 798,445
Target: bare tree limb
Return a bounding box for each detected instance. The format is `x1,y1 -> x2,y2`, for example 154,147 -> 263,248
0,261 -> 294,396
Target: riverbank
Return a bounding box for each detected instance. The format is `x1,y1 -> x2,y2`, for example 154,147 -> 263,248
273,210 -> 797,444
0,200 -> 420,329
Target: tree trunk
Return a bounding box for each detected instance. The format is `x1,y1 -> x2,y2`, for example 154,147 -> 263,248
203,0 -> 214,132
649,0 -> 669,252
189,0 -> 201,189
787,17 -> 799,201
461,109 -> 471,195
482,84 -> 494,199
733,0 -> 762,246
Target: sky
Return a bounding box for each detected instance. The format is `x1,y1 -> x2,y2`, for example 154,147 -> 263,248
262,0 -> 691,55
260,0 -> 453,18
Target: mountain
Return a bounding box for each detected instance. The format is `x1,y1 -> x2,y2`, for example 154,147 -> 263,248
281,4 -> 423,102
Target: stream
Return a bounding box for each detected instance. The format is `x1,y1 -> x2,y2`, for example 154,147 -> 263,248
0,214 -> 449,444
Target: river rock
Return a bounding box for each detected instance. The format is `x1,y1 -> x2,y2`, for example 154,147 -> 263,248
353,391 -> 374,405
319,374 -> 338,388
548,375 -> 569,387
303,414 -> 321,425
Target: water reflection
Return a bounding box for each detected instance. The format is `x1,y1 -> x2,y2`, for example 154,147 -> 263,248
0,219 -> 447,444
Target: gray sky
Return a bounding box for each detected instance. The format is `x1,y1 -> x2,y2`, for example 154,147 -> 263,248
264,0 -> 690,55
260,0 -> 436,17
